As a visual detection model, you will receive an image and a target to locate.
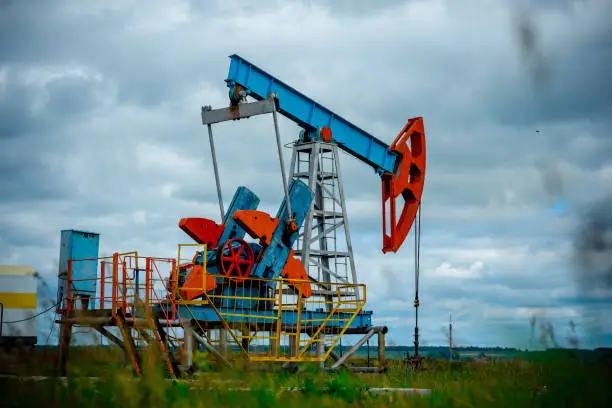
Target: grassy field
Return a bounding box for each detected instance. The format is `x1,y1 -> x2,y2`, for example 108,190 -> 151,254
1,346 -> 611,407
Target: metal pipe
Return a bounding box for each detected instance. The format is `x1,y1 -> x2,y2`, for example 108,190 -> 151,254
112,253 -> 118,314
367,388 -> 431,396
324,366 -> 380,373
329,326 -> 387,370
330,328 -> 376,369
100,262 -> 106,309
192,331 -> 231,367
327,349 -> 350,369
271,95 -> 293,220
414,203 -> 421,358
207,123 -> 225,220
57,317 -> 184,326
145,258 -> 151,306
353,367 -> 380,373
94,326 -> 126,351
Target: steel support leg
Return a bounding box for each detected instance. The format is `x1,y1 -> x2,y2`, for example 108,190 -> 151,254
56,320 -> 73,376
331,328 -> 376,369
193,331 -> 231,368
207,123 -> 225,220
183,319 -> 194,374
95,326 -> 126,351
271,98 -> 293,219
270,329 -> 278,358
116,311 -> 142,375
317,340 -> 325,368
282,335 -> 299,371
219,328 -> 228,356
330,326 -> 388,370
378,330 -> 387,372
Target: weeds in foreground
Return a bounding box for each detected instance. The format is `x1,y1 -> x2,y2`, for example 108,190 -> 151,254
1,347 -> 611,407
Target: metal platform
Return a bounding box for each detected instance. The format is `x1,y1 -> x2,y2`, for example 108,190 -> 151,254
151,305 -> 372,332
55,250 -> 386,376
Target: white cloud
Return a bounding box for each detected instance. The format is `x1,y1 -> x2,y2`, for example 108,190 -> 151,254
126,0 -> 191,34
430,261 -> 485,279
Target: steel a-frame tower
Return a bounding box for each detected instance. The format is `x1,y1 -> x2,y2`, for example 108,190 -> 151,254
288,141 -> 359,303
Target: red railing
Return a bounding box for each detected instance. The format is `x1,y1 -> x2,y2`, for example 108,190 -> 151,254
62,253 -> 184,363
62,253 -> 180,317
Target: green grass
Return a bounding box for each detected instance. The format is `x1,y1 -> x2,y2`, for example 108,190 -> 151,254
1,346 -> 611,407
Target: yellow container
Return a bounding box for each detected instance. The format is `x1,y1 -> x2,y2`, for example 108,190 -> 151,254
0,266 -> 38,348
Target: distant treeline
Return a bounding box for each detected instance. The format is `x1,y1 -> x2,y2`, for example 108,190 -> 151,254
380,345 -> 520,352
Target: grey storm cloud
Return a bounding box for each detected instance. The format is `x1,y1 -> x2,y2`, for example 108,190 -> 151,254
1,0 -> 611,347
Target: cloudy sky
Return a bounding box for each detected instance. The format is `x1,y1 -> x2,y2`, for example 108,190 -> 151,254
1,0 -> 611,349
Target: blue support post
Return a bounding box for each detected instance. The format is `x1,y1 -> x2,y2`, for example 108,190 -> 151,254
225,54 -> 400,176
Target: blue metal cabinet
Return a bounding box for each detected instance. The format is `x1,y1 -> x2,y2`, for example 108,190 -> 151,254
58,229 -> 100,303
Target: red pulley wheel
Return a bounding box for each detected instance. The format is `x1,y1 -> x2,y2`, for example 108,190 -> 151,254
218,238 -> 254,281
